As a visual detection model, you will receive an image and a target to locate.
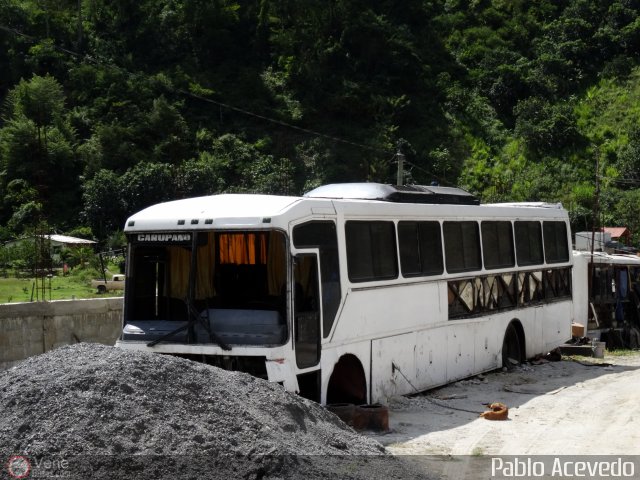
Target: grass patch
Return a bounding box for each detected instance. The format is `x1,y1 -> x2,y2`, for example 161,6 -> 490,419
606,349 -> 640,357
0,267 -> 123,304
471,447 -> 485,456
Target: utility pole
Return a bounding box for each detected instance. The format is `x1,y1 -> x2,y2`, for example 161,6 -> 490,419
590,150 -> 600,258
77,0 -> 83,49
396,146 -> 404,186
588,149 -> 600,323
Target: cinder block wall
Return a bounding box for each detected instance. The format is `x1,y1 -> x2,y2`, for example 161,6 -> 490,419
0,298 -> 123,370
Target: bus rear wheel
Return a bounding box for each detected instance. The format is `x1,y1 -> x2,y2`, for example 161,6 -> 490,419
502,323 -> 522,370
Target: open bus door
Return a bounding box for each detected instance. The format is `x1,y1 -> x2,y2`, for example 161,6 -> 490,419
293,253 -> 322,401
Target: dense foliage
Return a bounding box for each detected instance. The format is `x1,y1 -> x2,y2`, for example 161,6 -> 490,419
1,0 -> 640,243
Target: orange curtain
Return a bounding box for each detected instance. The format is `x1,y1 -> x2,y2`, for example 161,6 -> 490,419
294,255 -> 313,298
168,246 -> 190,299
167,234 -> 215,300
218,233 -> 267,265
267,232 -> 286,295
195,234 -> 215,299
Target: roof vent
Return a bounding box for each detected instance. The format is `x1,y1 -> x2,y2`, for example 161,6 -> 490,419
305,183 -> 479,205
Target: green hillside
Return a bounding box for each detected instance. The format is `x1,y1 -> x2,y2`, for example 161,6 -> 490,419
1,0 -> 640,245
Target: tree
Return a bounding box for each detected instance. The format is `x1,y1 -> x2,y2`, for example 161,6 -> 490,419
120,162 -> 175,215
514,97 -> 584,157
81,169 -> 125,239
0,74 -> 81,232
616,126 -> 640,184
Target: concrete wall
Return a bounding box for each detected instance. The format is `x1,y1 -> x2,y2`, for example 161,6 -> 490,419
0,298 -> 123,370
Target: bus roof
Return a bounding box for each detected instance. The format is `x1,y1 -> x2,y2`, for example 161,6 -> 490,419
124,184 -> 569,232
483,201 -> 565,209
124,193 -> 302,232
573,250 -> 640,266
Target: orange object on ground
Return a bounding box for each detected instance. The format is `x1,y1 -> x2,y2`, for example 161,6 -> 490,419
480,402 -> 509,420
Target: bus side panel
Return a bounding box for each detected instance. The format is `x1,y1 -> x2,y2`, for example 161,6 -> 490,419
516,301 -> 571,358
474,319 -> 500,372
571,256 -> 589,326
331,283 -> 443,343
529,306 -> 544,356
542,301 -> 573,352
446,323 -> 475,382
415,328 -> 448,391
371,332 -> 417,401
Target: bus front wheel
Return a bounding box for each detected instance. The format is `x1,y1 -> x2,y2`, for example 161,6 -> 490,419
326,354 -> 367,405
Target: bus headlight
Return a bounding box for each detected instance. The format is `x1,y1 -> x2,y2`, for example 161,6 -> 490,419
123,324 -> 145,335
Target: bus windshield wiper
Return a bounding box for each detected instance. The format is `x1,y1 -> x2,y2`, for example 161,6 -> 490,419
148,232 -> 231,350
146,298 -> 231,350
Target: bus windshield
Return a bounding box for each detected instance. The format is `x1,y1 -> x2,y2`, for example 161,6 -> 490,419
124,230 -> 289,346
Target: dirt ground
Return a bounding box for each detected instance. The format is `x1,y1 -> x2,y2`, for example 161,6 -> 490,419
364,351 -> 640,477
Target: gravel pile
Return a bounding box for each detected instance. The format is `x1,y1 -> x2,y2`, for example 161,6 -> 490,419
0,343 -> 425,479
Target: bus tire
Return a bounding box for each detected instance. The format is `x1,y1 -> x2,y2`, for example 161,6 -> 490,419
326,403 -> 355,425
352,404 -> 389,431
502,323 -> 522,370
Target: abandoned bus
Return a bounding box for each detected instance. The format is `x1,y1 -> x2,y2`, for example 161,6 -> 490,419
116,183 -> 573,404
572,249 -> 640,347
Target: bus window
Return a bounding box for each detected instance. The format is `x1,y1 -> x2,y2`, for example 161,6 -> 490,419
345,221 -> 398,282
443,221 -> 481,273
515,221 -> 543,266
398,221 -> 443,277
543,221 -> 569,263
293,221 -> 341,338
481,221 -> 515,269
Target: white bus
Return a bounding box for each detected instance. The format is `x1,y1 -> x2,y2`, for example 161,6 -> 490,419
116,183 -> 573,404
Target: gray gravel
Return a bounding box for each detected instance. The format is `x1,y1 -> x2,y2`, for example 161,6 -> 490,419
0,343 -> 427,479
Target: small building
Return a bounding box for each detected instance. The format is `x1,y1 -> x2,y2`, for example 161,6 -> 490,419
602,227 -> 632,246
575,228 -> 635,255
45,234 -> 97,249
575,231 -> 611,251
44,235 -> 97,264
2,235 -> 97,268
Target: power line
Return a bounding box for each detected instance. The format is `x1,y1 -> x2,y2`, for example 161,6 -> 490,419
598,176 -> 640,186
177,89 -> 388,154
401,157 -> 456,187
0,23 -> 389,155
1,22 -> 463,188
0,24 -> 83,59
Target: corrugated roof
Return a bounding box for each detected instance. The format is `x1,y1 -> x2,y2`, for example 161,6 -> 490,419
46,234 -> 96,245
602,227 -> 630,238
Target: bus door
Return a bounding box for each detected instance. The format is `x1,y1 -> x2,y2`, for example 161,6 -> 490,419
292,253 -> 322,401
293,253 -> 321,366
